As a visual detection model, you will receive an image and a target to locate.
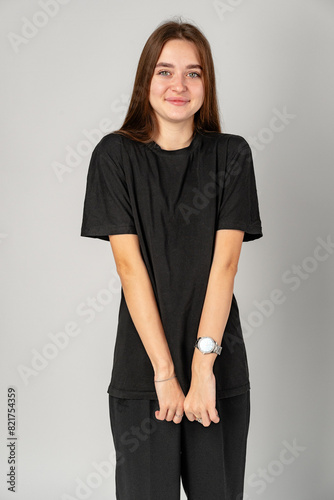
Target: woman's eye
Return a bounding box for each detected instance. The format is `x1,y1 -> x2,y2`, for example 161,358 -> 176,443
157,70 -> 201,78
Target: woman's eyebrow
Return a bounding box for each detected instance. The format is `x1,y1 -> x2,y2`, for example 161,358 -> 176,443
155,62 -> 203,70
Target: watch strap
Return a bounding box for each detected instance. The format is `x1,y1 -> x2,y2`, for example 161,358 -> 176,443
213,344 -> 222,355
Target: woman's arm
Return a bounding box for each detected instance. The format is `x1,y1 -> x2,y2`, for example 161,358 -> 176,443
184,228 -> 245,427
109,233 -> 185,424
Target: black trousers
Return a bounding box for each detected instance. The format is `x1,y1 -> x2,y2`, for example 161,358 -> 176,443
108,390 -> 250,500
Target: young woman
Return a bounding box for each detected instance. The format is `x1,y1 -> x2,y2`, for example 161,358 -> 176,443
81,18 -> 263,500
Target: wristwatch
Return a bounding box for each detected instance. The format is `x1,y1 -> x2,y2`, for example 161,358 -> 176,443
194,337 -> 222,355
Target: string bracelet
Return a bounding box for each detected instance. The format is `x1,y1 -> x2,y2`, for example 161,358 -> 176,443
154,374 -> 177,383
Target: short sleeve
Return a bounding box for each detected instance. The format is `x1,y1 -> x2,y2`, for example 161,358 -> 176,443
217,135 -> 263,242
80,135 -> 137,241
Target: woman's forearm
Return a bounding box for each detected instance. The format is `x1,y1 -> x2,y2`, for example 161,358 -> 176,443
191,263 -> 237,374
118,260 -> 175,379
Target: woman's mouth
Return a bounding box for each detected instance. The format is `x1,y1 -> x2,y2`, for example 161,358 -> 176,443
165,98 -> 190,106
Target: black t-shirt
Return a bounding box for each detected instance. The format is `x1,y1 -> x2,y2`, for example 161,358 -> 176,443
80,130 -> 263,400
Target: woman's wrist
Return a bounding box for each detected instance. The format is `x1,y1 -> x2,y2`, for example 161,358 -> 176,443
191,347 -> 216,374
153,362 -> 175,380
154,374 -> 177,383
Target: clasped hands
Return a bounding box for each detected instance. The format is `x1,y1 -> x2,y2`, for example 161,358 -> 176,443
154,369 -> 220,427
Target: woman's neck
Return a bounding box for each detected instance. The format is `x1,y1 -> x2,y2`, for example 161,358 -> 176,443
152,122 -> 195,151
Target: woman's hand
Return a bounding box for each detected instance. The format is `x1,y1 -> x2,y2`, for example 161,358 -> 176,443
184,368 -> 220,427
154,374 -> 185,424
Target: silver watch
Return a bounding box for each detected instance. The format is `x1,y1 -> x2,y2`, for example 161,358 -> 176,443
194,336 -> 222,355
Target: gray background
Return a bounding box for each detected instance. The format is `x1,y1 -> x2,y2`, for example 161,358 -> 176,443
1,1 -> 334,499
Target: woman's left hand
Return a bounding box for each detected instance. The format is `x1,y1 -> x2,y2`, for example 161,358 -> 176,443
184,369 -> 220,427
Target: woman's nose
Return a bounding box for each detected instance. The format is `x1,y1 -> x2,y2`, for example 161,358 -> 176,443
170,73 -> 187,92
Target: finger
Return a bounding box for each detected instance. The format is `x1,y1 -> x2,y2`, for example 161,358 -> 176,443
165,408 -> 176,422
155,406 -> 167,421
200,411 -> 211,428
209,407 -> 220,424
185,411 -> 196,422
155,410 -> 163,421
173,412 -> 184,424
173,406 -> 184,424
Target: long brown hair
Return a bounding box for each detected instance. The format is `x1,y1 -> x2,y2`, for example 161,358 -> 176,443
114,19 -> 222,143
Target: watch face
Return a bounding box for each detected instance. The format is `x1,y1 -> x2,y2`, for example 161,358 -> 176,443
199,337 -> 215,353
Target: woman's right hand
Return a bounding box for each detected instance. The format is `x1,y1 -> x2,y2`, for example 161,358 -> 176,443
154,373 -> 185,424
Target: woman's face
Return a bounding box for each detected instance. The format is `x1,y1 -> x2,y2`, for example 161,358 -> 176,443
149,39 -> 205,129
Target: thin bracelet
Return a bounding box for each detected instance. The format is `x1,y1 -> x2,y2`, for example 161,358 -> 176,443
154,374 -> 177,383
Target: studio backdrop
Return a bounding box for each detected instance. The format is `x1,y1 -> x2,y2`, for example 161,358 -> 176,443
1,1 -> 333,499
